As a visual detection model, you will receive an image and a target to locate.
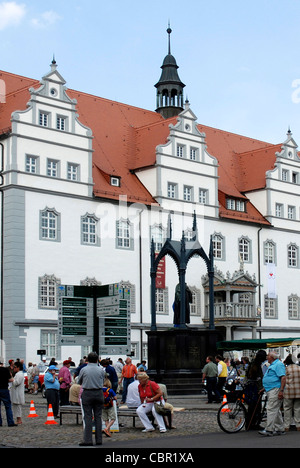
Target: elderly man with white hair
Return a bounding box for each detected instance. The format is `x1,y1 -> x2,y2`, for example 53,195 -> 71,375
259,351 -> 286,436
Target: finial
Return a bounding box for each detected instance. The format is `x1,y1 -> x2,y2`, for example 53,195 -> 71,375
167,21 -> 172,55
51,54 -> 57,71
287,126 -> 292,136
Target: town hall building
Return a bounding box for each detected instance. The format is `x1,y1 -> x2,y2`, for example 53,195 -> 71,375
1,28 -> 300,364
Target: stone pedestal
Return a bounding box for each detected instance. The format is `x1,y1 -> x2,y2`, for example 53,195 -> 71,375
146,328 -> 223,395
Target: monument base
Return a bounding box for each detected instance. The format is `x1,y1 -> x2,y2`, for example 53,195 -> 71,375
146,327 -> 223,395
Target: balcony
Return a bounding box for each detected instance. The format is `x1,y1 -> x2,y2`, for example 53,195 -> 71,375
204,302 -> 257,321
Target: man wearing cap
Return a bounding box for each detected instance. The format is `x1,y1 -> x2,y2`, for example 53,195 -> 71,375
44,365 -> 60,418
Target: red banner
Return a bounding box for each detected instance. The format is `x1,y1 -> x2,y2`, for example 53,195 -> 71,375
155,255 -> 166,289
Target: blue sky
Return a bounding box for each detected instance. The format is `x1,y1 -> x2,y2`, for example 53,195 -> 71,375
1,0 -> 300,144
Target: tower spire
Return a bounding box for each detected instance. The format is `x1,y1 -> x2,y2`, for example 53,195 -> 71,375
154,25 -> 185,119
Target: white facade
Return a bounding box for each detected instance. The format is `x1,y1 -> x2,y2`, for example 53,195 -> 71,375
1,65 -> 300,366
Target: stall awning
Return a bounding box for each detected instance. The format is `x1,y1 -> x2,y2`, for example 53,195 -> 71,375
217,337 -> 300,351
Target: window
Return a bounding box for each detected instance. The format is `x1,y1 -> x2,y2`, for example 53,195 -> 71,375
25,155 -> 38,174
39,111 -> 49,127
236,200 -> 245,212
40,208 -> 60,241
264,240 -> 276,264
264,296 -> 277,319
183,185 -> 193,202
155,288 -> 169,314
189,286 -> 201,316
110,176 -> 120,187
39,274 -> 60,309
167,183 -> 177,199
150,225 -> 164,252
41,330 -> 57,357
288,295 -> 300,320
67,163 -> 79,181
292,172 -> 299,184
199,189 -> 208,204
239,237 -> 251,263
288,244 -> 299,268
116,219 -> 133,250
226,198 -> 245,212
56,116 -> 66,131
81,214 -> 99,246
47,159 -> 59,178
190,147 -> 198,160
275,203 -> 283,218
282,169 -> 289,181
177,144 -> 185,158
212,233 -> 225,260
288,206 -> 296,220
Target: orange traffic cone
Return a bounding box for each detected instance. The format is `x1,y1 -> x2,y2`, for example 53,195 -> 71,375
44,404 -> 58,425
221,394 -> 230,413
27,400 -> 39,418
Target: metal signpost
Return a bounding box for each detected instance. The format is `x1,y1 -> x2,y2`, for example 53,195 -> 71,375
57,283 -> 131,356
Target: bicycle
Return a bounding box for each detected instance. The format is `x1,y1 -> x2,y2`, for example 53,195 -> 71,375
217,384 -> 267,434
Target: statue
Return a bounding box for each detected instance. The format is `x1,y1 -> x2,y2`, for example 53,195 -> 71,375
173,283 -> 193,326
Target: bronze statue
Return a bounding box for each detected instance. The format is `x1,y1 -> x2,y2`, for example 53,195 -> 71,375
173,283 -> 193,326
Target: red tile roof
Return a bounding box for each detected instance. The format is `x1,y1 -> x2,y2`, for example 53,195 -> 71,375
0,69 -> 281,223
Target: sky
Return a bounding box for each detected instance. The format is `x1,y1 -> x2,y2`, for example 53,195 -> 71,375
1,0 -> 300,145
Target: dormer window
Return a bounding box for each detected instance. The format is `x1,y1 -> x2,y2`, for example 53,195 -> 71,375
111,176 -> 120,187
226,198 -> 246,212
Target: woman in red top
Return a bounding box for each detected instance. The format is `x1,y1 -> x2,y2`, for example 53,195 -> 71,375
136,373 -> 167,433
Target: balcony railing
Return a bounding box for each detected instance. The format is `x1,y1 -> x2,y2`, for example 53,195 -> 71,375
205,302 -> 257,321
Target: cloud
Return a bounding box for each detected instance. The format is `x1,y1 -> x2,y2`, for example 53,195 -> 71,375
0,1 -> 26,30
31,10 -> 62,29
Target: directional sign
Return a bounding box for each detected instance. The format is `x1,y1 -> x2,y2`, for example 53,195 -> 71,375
58,291 -> 93,346
97,295 -> 119,316
99,286 -> 131,355
57,283 -> 131,354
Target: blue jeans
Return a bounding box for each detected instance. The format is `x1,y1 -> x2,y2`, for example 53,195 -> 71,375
0,389 -> 15,426
122,377 -> 134,402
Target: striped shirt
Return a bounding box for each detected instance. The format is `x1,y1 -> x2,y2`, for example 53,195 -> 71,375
122,363 -> 137,379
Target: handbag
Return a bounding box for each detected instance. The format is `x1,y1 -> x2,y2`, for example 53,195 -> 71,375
154,401 -> 170,416
149,381 -> 170,415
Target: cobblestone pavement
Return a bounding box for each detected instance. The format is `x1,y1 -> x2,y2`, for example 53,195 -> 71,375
0,392 -> 222,448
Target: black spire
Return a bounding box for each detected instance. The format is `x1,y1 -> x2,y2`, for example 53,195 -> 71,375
155,25 -> 185,119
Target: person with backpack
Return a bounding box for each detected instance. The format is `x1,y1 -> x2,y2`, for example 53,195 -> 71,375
102,378 -> 117,437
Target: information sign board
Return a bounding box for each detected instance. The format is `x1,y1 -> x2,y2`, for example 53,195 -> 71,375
58,288 -> 93,346
98,286 -> 131,355
57,283 -> 131,354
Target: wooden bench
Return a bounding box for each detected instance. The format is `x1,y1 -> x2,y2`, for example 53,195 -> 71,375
118,406 -> 172,428
59,405 -> 82,425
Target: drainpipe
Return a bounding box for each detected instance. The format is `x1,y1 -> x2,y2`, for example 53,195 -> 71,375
257,226 -> 262,339
0,141 -> 4,349
139,209 -> 143,360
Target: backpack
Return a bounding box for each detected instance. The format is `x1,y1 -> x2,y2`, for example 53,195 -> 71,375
103,387 -> 113,408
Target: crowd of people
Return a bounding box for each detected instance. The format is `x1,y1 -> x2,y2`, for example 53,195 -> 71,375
202,350 -> 300,436
2,349 -> 300,443
0,353 -> 169,446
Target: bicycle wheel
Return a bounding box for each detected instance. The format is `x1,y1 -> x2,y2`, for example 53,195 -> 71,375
217,401 -> 247,433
